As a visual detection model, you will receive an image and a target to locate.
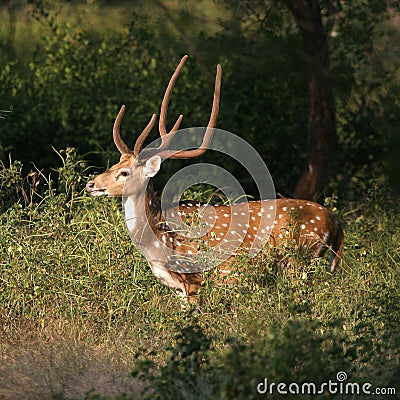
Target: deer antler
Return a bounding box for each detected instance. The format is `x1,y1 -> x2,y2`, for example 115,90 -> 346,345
159,55 -> 188,137
166,63 -> 221,159
133,114 -> 157,156
138,56 -> 222,161
133,55 -> 188,155
113,105 -> 131,155
113,106 -> 157,156
112,55 -> 222,161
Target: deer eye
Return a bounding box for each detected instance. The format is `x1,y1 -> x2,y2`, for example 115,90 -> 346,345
116,169 -> 130,179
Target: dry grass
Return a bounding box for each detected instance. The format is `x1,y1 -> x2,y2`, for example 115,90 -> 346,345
0,323 -> 143,400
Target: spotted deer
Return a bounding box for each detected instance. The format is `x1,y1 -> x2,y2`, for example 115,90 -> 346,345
86,55 -> 344,302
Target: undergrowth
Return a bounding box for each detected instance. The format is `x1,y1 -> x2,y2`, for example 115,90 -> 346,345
0,149 -> 399,399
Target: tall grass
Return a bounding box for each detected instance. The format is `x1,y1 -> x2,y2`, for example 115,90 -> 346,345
0,150 -> 399,399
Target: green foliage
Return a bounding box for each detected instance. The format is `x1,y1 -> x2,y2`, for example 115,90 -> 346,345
218,319 -> 348,400
133,317 -> 215,400
1,8 -> 166,169
325,1 -> 400,194
1,0 -> 398,198
0,156 -> 28,208
212,0 -> 400,196
131,317 -> 348,400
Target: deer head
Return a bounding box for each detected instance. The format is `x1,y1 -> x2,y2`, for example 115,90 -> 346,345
86,55 -> 222,198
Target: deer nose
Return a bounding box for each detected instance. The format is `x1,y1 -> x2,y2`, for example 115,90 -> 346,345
86,180 -> 95,192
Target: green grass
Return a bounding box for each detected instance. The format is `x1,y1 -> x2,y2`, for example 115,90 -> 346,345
0,149 -> 399,399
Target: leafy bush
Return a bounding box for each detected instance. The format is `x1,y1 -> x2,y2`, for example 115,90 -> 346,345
2,1 -> 399,200
0,157 -> 28,209
1,10 -> 166,169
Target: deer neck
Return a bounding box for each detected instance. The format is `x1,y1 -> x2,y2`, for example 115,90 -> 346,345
123,180 -> 186,291
123,181 -> 167,254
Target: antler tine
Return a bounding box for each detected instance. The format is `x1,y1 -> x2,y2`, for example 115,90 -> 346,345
168,63 -> 222,159
113,105 -> 132,155
170,114 -> 184,133
159,55 -> 188,137
133,114 -> 157,156
134,113 -> 180,159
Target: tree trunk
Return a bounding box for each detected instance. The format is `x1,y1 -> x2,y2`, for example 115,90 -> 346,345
285,0 -> 337,201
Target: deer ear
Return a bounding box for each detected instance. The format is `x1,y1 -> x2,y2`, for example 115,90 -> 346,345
144,155 -> 161,178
